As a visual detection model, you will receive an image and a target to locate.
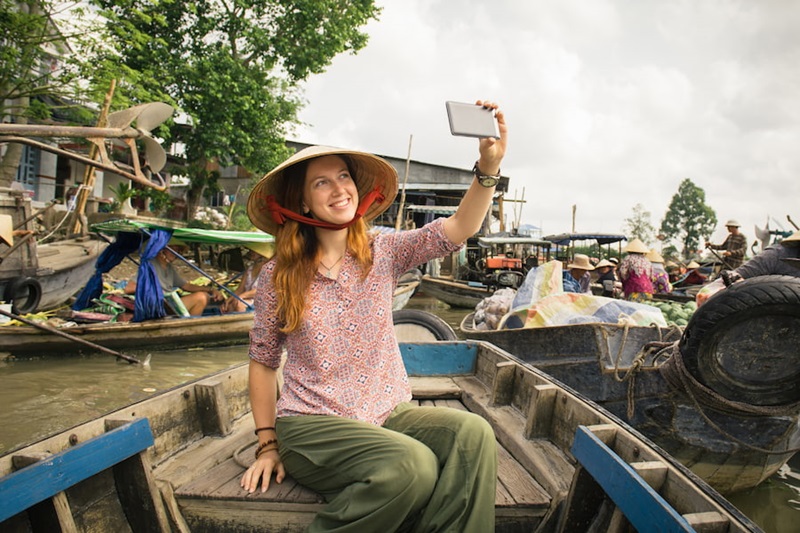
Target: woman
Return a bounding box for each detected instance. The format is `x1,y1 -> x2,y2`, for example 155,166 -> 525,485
618,238 -> 654,300
647,249 -> 672,295
240,101 -> 507,532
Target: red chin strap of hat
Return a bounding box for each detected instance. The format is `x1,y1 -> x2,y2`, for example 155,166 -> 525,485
265,187 -> 385,230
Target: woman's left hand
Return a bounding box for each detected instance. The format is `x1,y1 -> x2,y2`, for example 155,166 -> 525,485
475,100 -> 508,174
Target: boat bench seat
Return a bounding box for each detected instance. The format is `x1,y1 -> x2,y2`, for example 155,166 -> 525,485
172,397 -> 552,533
0,418 -> 170,531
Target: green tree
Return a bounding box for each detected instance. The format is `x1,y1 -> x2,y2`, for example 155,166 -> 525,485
85,0 -> 381,218
622,203 -> 656,245
659,179 -> 717,259
0,0 -> 93,186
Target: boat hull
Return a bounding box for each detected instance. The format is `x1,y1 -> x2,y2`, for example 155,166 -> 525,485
0,341 -> 758,532
459,315 -> 799,495
0,238 -> 107,312
419,275 -> 490,308
0,312 -> 254,356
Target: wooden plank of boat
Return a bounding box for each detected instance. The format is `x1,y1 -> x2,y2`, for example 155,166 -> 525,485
0,311 -> 255,356
459,309 -> 799,495
419,274 -> 490,308
0,341 -> 758,532
0,284 -> 417,356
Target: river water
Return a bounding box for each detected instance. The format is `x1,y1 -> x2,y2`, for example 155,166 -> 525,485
0,294 -> 797,531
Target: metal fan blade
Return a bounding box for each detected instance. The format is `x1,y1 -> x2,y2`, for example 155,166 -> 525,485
140,134 -> 167,173
133,102 -> 173,132
754,224 -> 771,242
107,102 -> 173,132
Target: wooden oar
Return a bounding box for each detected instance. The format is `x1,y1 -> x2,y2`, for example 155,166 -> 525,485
0,308 -> 143,365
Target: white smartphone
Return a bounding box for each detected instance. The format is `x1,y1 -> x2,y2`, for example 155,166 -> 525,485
445,101 -> 500,139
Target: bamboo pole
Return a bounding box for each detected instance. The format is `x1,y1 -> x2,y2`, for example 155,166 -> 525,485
395,135 -> 413,231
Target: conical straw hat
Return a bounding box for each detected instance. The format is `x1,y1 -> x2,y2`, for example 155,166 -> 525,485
624,238 -> 649,254
247,145 -> 398,236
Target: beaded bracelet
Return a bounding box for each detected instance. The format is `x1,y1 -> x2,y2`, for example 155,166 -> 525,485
254,439 -> 279,459
254,426 -> 276,436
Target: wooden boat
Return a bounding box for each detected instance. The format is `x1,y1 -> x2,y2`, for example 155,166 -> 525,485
419,274 -> 493,308
459,274 -> 800,495
0,189 -> 107,314
0,341 -> 759,532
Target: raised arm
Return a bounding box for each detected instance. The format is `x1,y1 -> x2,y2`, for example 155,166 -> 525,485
443,100 -> 509,244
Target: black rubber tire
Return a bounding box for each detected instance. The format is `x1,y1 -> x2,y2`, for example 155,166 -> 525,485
678,275 -> 800,406
392,309 -> 458,342
3,277 -> 43,315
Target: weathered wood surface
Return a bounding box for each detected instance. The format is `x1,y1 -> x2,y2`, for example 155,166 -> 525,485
171,395 -> 550,533
0,342 -> 759,533
0,312 -> 255,355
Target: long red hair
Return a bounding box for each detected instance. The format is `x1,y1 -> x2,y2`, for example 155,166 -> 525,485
272,156 -> 374,333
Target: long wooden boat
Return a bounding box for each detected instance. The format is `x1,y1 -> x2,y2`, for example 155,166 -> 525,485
459,274 -> 800,495
0,341 -> 759,532
0,283 -> 420,357
1,190 -> 108,314
419,274 -> 492,308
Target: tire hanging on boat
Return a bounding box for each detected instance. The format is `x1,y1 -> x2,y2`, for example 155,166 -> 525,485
679,275 -> 800,406
3,277 -> 42,315
392,309 -> 458,342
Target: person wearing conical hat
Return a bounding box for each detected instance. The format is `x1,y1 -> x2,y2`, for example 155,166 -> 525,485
618,238 -> 655,300
220,242 -> 273,314
705,219 -> 747,269
562,253 -> 595,294
647,249 -> 672,295
675,259 -> 707,288
696,230 -> 800,306
241,101 -> 507,531
594,258 -> 619,297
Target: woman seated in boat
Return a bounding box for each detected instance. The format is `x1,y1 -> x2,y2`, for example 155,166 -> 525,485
124,245 -> 222,316
240,100 -> 507,532
647,249 -> 673,294
672,260 -> 706,289
562,253 -> 594,293
220,243 -> 271,313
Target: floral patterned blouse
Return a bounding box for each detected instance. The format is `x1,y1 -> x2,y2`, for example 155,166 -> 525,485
249,218 -> 461,426
618,253 -> 655,297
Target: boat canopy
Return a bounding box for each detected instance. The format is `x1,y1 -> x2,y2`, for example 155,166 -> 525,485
478,236 -> 552,247
74,220 -> 272,321
91,219 -> 274,245
543,233 -> 627,246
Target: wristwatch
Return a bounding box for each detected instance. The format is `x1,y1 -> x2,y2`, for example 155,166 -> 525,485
473,161 -> 500,188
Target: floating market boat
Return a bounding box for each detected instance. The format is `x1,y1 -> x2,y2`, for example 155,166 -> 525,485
0,189 -> 107,314
0,341 -> 759,532
0,220 -> 420,357
419,274 -> 493,309
459,274 -> 800,495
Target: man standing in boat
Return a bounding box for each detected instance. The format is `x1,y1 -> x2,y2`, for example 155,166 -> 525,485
241,100 -> 507,532
705,219 -> 747,269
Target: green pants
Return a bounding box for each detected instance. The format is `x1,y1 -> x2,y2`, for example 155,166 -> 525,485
276,403 -> 497,533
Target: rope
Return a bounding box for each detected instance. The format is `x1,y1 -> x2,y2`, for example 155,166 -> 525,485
659,343 -> 800,455
610,323 -> 682,419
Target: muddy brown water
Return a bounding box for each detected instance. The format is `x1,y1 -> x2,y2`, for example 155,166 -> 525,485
0,293 -> 796,531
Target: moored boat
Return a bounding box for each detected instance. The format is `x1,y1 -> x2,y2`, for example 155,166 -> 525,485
459,274 -> 800,494
419,274 -> 492,308
0,341 -> 759,532
0,189 -> 107,314
0,221 -> 420,356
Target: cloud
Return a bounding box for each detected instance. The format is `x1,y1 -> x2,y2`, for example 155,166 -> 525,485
296,0 -> 800,247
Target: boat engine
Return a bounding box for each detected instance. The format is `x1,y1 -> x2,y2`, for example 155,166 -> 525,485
487,269 -> 525,290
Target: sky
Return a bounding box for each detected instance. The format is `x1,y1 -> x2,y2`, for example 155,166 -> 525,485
293,0 -> 800,251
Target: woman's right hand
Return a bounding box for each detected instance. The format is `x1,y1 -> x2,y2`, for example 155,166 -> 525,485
241,449 -> 285,493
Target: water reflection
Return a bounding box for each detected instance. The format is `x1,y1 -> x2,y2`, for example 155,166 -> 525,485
0,345 -> 249,454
